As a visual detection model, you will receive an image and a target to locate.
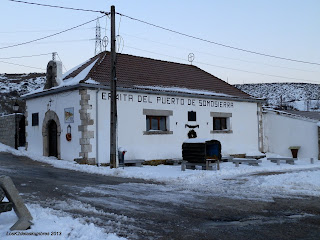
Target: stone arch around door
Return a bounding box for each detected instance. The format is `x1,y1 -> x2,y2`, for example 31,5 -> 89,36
42,110 -> 61,159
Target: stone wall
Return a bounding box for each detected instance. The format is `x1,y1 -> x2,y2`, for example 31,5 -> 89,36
0,114 -> 24,148
76,89 -> 95,165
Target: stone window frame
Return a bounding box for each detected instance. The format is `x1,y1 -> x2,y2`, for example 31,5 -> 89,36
210,112 -> 233,134
143,109 -> 173,135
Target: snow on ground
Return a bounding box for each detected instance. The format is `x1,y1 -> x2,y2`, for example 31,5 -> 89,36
0,203 -> 126,240
1,143 -> 319,199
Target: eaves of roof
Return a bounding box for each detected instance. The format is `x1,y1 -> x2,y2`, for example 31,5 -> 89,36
263,108 -> 320,122
21,83 -> 265,104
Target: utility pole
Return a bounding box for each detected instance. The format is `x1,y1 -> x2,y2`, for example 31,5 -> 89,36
110,5 -> 117,168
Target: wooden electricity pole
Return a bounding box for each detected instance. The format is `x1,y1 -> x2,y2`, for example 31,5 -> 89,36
110,5 -> 117,168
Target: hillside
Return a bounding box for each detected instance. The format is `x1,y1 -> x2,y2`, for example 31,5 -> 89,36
235,83 -> 320,111
0,73 -> 45,115
1,73 -> 320,115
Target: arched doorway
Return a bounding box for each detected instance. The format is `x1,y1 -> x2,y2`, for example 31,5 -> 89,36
48,120 -> 58,157
42,110 -> 61,159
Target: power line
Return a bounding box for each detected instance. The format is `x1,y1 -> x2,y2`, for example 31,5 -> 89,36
0,16 -> 105,50
0,60 -> 45,70
117,12 -> 320,66
56,53 -> 68,72
0,38 -> 95,45
0,39 -> 95,45
0,53 -> 51,60
8,0 -> 107,14
0,27 -> 93,34
120,32 -> 318,73
7,0 -> 319,66
124,44 -> 319,83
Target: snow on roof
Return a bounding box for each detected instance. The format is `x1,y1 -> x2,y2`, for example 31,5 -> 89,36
85,78 -> 100,85
22,59 -> 98,97
264,107 -> 320,122
62,58 -> 91,79
134,85 -> 233,97
61,59 -> 98,87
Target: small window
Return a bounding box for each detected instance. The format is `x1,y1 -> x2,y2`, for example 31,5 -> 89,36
146,116 -> 167,131
32,113 -> 39,126
213,117 -> 227,130
188,111 -> 196,121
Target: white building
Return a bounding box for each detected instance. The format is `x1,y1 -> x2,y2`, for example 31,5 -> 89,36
263,109 -> 320,160
23,52 -> 265,165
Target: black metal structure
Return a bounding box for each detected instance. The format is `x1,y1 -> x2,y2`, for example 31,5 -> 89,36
182,140 -> 221,163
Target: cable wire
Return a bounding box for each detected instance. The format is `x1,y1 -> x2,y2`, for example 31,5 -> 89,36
124,44 -> 318,83
0,53 -> 51,59
120,32 -> 318,73
0,27 -> 93,34
8,0 -> 107,14
0,16 -> 106,50
116,12 -> 320,66
0,60 -> 45,70
57,53 -> 68,72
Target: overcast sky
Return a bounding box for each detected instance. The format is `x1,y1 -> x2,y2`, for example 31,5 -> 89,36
1,0 -> 319,84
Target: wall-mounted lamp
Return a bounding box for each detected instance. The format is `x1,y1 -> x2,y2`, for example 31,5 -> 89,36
13,101 -> 19,112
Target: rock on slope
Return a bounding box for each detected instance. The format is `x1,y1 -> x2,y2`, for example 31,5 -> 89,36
235,83 -> 320,111
0,73 -> 45,115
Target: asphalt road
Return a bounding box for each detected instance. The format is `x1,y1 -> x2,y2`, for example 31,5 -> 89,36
0,152 -> 320,240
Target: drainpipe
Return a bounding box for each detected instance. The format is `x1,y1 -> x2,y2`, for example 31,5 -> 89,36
96,88 -> 100,166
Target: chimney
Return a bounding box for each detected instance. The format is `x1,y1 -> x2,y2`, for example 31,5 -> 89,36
44,52 -> 63,89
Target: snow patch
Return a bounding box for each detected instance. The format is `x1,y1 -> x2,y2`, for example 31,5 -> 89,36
61,59 -> 98,87
1,143 -> 319,199
0,204 -> 126,240
85,78 -> 99,85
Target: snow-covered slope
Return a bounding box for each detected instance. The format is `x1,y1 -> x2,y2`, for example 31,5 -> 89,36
0,73 -> 45,115
1,72 -> 320,114
235,83 -> 320,111
0,73 -> 45,95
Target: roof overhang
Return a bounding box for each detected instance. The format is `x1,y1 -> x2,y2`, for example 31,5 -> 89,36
263,108 -> 319,123
21,83 -> 266,104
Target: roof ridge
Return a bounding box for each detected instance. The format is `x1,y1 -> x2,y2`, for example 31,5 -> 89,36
99,51 -> 206,69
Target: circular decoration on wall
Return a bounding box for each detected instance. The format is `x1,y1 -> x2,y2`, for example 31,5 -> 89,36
188,129 -> 197,139
66,133 -> 72,142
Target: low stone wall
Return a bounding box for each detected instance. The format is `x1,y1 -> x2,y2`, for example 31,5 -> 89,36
0,114 -> 24,148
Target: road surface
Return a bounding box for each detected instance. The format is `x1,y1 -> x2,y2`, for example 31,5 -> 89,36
0,152 -> 319,240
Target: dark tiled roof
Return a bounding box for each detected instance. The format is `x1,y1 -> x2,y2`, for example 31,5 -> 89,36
281,110 -> 320,121
64,51 -> 252,99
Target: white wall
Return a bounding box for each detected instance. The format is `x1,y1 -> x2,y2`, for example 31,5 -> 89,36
263,111 -> 318,159
95,90 -> 260,163
26,90 -> 81,161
